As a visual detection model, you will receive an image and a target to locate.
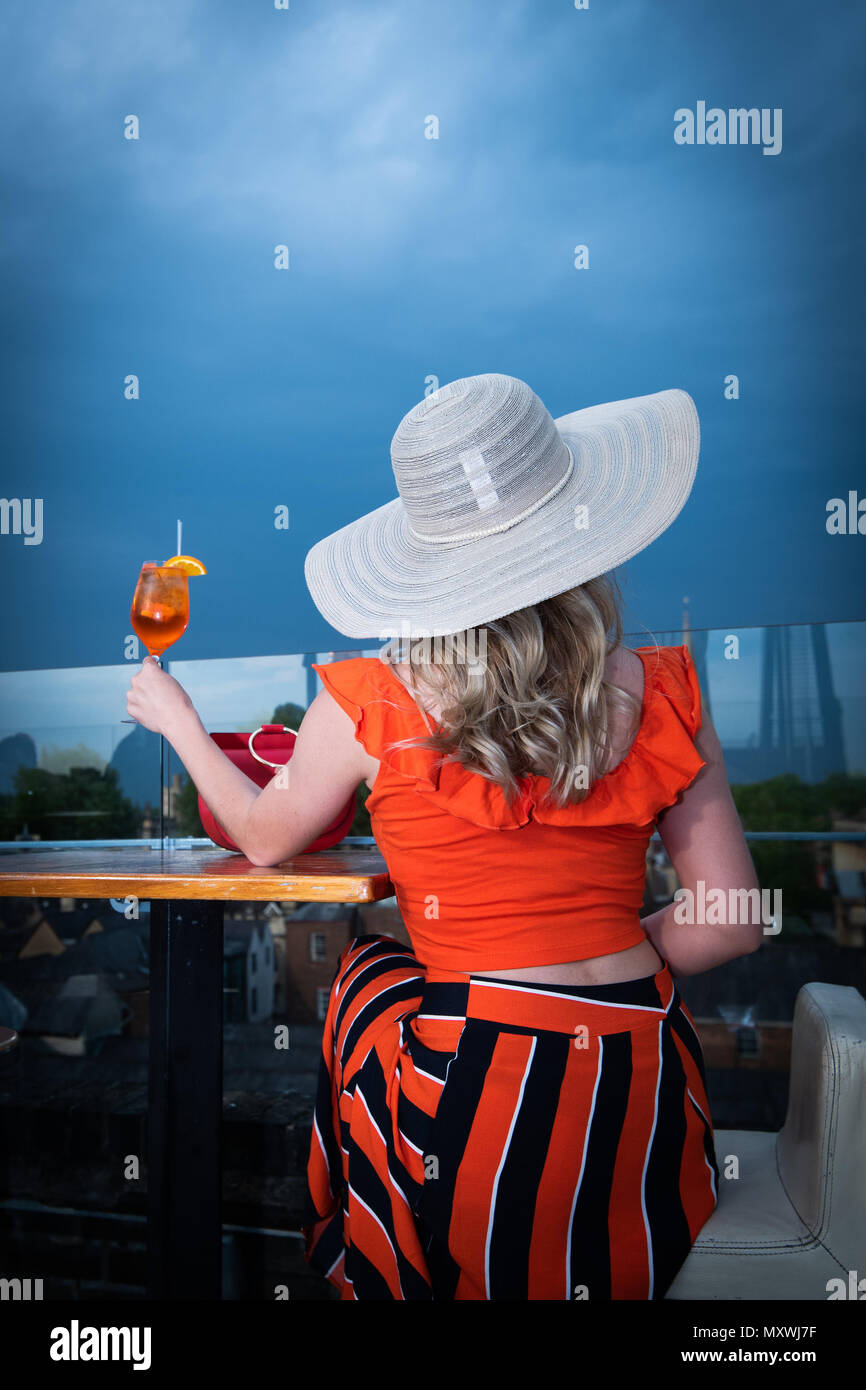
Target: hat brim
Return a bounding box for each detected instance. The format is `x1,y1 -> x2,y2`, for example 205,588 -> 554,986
304,387 -> 699,640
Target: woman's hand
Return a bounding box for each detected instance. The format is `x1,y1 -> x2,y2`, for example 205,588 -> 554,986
126,658 -> 196,736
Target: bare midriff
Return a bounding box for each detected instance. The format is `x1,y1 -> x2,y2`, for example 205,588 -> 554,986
363,649 -> 663,987
468,937 -> 663,986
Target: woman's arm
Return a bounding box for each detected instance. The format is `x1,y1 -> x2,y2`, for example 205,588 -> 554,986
643,703 -> 766,979
641,899 -> 761,980
125,657 -> 367,863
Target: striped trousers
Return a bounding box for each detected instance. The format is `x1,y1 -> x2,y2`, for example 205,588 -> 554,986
302,933 -> 719,1300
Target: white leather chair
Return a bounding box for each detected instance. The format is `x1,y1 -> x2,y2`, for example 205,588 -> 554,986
666,982 -> 866,1299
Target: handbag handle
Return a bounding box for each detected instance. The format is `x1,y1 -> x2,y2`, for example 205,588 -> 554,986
247,724 -> 296,770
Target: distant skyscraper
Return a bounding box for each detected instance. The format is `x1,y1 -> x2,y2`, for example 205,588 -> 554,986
759,624 -> 846,781
632,602 -> 846,784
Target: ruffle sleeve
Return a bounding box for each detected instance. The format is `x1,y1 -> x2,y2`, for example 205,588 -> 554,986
311,659 -> 438,782
312,646 -> 706,831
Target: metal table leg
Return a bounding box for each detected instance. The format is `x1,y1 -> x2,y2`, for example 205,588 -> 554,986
147,898 -> 224,1299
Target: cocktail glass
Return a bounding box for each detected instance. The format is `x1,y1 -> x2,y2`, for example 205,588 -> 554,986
127,563 -> 191,843
130,563 -> 190,663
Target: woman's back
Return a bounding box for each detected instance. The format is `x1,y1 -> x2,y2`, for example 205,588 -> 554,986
311,642 -> 741,986
383,644 -> 659,985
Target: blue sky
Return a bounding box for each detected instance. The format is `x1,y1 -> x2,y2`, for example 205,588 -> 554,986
1,0 -> 864,699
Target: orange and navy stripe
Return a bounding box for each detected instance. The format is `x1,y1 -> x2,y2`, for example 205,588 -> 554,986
302,934 -> 719,1300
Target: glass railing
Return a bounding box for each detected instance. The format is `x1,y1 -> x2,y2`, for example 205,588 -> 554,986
0,620 -> 863,842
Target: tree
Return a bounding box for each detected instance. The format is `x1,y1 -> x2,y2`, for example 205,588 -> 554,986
6,764 -> 139,840
816,773 -> 866,821
270,701 -> 307,731
350,781 -> 373,838
174,773 -> 206,837
40,743 -> 107,775
731,773 -> 828,835
730,774 -> 831,925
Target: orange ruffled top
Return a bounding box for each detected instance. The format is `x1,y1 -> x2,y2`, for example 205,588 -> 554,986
311,646 -> 706,972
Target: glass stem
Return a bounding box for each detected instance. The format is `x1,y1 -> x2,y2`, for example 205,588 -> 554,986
156,653 -> 167,846
149,651 -> 165,844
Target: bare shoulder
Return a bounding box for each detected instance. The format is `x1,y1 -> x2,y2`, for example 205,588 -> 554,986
302,684 -> 371,780
604,643 -> 645,702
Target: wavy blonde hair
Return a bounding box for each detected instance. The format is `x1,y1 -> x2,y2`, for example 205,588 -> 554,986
380,573 -> 645,811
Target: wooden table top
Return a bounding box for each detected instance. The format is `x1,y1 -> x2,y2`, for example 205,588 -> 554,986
0,845 -> 393,903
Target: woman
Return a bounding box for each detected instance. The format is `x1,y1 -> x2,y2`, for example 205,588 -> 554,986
127,373 -> 763,1301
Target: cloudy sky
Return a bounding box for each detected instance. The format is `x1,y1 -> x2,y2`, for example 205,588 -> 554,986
0,0 -> 863,755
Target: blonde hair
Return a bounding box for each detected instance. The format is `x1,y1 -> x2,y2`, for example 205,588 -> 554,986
382,573 -> 644,810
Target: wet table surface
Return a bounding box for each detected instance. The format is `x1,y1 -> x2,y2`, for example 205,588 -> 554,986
0,844 -> 393,902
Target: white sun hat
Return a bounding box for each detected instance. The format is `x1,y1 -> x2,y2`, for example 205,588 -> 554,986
304,373 -> 700,640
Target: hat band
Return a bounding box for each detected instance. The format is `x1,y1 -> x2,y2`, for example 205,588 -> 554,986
406,443 -> 575,545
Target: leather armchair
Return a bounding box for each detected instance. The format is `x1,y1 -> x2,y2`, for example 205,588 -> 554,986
666,982 -> 866,1299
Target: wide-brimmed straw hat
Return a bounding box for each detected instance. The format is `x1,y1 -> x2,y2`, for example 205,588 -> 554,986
304,373 -> 700,640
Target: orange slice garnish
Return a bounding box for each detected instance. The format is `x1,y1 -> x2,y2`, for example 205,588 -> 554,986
162,554 -> 207,576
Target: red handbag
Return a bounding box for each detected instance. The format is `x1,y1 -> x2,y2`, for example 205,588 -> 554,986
197,724 -> 356,854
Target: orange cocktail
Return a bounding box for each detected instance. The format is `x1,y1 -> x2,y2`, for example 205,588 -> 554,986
131,563 -> 190,659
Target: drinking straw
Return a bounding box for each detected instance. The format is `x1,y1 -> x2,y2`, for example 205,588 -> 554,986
158,521 -> 182,846
159,734 -> 165,844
